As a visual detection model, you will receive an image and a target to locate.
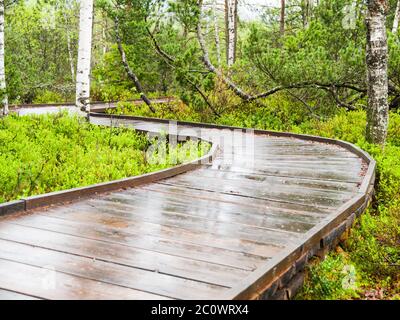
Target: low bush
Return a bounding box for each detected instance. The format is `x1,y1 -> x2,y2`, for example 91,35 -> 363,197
0,112 -> 209,204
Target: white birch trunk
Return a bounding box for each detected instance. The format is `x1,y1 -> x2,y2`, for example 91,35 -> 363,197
0,0 -> 8,115
225,0 -> 237,67
213,0 -> 222,67
392,0 -> 400,34
366,0 -> 389,144
76,0 -> 94,112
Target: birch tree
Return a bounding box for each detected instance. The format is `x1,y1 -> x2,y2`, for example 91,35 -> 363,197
225,0 -> 237,67
213,0 -> 221,67
76,0 -> 94,112
393,0 -> 400,34
64,11 -> 75,81
0,0 -> 7,115
366,0 -> 389,145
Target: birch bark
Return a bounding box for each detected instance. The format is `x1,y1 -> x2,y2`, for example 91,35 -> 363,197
225,0 -> 237,67
392,0 -> 400,34
366,0 -> 389,144
76,0 -> 94,112
64,11 -> 75,81
213,0 -> 221,67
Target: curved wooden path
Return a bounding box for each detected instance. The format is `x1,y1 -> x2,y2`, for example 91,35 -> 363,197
0,103 -> 375,300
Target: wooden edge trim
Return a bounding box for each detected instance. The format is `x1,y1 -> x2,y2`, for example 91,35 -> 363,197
0,200 -> 26,217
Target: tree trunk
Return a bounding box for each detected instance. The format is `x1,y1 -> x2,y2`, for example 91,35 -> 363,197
64,12 -> 75,82
302,0 -> 312,28
115,19 -> 155,113
0,0 -> 8,116
75,0 -> 94,112
393,0 -> 400,34
366,0 -> 389,145
280,0 -> 286,36
213,0 -> 221,67
225,0 -> 237,67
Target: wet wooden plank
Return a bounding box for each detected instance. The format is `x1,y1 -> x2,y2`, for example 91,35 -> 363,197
158,179 -> 351,208
81,199 -> 302,245
0,222 -> 250,287
96,198 -> 314,236
0,258 -> 168,300
216,155 -> 362,163
115,188 -> 325,223
109,190 -> 321,228
216,150 -> 362,169
141,183 -> 333,215
210,162 -> 363,184
95,196 -> 315,234
33,208 -> 285,258
215,157 -> 362,172
228,144 -> 358,154
0,288 -> 40,300
188,167 -> 360,193
8,214 -> 267,271
224,151 -> 357,159
215,154 -> 362,169
0,239 -> 226,300
166,173 -> 356,199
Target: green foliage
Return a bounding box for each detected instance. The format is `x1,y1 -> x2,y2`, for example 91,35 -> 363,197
0,113 -> 209,204
297,254 -> 360,300
108,100 -> 203,122
5,1 -> 79,103
33,90 -> 65,104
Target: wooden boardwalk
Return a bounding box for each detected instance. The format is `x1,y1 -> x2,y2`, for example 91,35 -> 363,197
0,106 -> 375,300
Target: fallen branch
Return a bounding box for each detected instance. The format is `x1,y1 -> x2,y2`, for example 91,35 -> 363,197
196,0 -> 367,109
115,18 -> 155,113
145,23 -> 220,116
196,4 -> 252,101
285,90 -> 324,120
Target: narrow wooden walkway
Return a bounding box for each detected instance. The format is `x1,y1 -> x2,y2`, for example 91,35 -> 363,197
0,105 -> 375,300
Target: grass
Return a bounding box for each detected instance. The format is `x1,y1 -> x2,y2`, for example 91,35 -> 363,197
0,112 -> 210,204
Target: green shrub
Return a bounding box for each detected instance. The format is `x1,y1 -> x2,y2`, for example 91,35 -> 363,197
296,254 -> 360,300
0,113 -> 209,203
33,90 -> 67,104
108,100 -> 203,122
